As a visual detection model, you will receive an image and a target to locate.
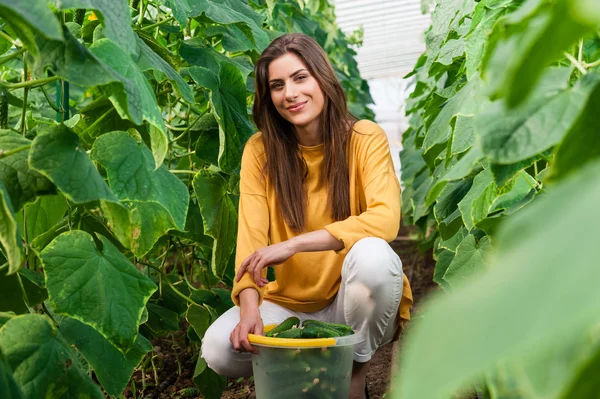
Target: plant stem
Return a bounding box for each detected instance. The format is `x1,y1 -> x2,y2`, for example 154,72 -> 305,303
138,0 -> 145,25
39,86 -> 61,113
79,107 -> 115,138
141,15 -> 174,31
0,30 -> 20,47
578,39 -> 583,63
0,144 -> 31,160
0,47 -> 26,65
2,75 -> 61,90
564,52 -> 587,75
586,59 -> 600,69
141,261 -> 196,304
21,60 -> 28,135
169,169 -> 196,174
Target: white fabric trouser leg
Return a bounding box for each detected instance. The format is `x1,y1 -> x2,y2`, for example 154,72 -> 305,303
201,237 -> 403,377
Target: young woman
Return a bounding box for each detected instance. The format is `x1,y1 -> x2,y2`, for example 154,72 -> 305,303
201,32 -> 412,399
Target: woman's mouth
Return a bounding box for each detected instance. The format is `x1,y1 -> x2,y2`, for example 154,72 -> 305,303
287,101 -> 307,112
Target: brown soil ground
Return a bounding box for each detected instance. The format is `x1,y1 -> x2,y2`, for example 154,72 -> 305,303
124,226 -> 438,399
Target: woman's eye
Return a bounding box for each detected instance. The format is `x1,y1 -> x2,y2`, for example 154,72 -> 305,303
296,75 -> 307,81
271,83 -> 282,90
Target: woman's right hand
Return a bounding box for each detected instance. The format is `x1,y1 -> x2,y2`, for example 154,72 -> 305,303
230,288 -> 263,353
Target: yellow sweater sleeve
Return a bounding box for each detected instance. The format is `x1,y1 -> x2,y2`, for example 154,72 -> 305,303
324,127 -> 401,255
230,136 -> 269,307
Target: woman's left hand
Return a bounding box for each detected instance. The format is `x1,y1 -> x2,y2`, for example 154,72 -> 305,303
235,241 -> 296,287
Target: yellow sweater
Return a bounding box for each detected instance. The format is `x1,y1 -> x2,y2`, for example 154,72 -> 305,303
231,120 -> 413,323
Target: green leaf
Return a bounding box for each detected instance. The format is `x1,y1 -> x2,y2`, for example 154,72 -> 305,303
16,194 -> 67,242
0,268 -> 27,314
193,351 -> 227,399
189,64 -> 254,173
551,77 -> 600,180
394,159 -> 600,399
203,24 -> 256,53
424,78 -> 487,152
433,179 -> 472,240
0,347 -> 23,399
0,311 -> 15,328
186,304 -> 213,340
192,169 -> 237,278
489,151 -> 548,188
18,268 -> 47,307
158,0 -> 191,26
433,248 -> 454,286
56,0 -> 138,56
181,38 -> 254,80
442,235 -> 492,286
482,0 -> 600,107
135,35 -> 194,103
449,114 -> 475,156
478,71 -> 600,164
0,314 -> 104,399
188,0 -> 269,52
0,0 -> 62,41
89,39 -> 166,155
144,303 -> 180,335
435,38 -> 465,66
490,171 -> 537,213
0,130 -> 54,211
91,132 -> 189,257
0,182 -> 20,275
29,125 -> 118,204
458,169 -> 498,230
60,317 -> 152,396
41,230 -> 157,352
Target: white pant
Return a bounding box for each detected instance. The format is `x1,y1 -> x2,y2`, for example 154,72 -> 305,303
201,237 -> 404,377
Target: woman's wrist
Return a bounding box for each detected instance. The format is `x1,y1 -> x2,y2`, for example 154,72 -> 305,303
239,288 -> 260,317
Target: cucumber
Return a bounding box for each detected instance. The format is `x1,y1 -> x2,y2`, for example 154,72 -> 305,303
273,327 -> 302,338
300,325 -> 340,338
0,88 -> 8,129
265,316 -> 300,337
302,319 -> 354,336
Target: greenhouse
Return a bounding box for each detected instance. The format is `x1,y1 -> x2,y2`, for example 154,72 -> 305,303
0,0 -> 599,398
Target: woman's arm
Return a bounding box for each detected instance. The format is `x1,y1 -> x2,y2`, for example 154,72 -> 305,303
235,229 -> 344,287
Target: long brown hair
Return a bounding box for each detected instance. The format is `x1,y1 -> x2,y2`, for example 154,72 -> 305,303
252,33 -> 358,233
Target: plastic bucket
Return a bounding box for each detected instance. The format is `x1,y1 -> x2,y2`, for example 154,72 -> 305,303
248,325 -> 362,399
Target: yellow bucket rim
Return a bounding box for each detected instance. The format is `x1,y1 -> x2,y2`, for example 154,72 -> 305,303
247,324 -> 337,348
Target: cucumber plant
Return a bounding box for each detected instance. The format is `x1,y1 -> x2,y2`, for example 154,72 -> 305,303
0,1 -> 373,397
396,0 -> 600,398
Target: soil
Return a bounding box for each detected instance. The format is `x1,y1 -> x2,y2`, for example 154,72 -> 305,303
124,225 -> 439,399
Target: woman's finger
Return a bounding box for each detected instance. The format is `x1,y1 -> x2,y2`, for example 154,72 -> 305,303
235,254 -> 253,282
253,259 -> 265,287
230,326 -> 241,351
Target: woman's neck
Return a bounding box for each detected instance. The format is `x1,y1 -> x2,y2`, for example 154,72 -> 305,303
294,118 -> 322,146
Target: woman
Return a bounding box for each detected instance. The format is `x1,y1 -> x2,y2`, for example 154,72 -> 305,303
201,32 -> 412,399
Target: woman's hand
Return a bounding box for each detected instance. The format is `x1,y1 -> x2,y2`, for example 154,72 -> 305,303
230,310 -> 263,354
235,241 -> 296,287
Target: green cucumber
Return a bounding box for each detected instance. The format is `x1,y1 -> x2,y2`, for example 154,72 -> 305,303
273,327 -> 302,338
300,325 -> 340,338
266,316 -> 300,337
302,319 -> 354,336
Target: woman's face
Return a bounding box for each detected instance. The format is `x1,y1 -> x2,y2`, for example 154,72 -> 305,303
267,52 -> 325,129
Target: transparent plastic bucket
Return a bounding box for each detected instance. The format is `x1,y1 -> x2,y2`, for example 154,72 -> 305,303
248,326 -> 363,399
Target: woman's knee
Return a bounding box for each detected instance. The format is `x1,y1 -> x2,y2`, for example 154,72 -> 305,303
344,237 -> 402,288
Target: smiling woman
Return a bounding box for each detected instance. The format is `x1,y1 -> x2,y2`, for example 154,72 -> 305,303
201,33 -> 413,399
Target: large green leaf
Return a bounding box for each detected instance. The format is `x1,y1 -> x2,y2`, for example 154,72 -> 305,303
91,132 -> 189,257
181,39 -> 254,80
0,347 -> 23,399
442,235 -> 492,286
0,0 -> 62,41
56,0 -> 138,55
482,0 -> 600,107
192,168 -> 237,278
458,169 -> 498,230
16,194 -> 68,242
478,71 -> 600,164
0,182 -> 20,275
29,124 -> 118,204
551,78 -> 600,180
159,0 -> 192,25
186,304 -> 213,340
0,268 -> 27,314
60,317 -> 152,396
135,35 -> 194,103
41,230 -> 157,352
394,160 -> 600,399
189,64 -> 254,173
0,130 -> 54,211
188,0 -> 269,52
0,314 -> 104,399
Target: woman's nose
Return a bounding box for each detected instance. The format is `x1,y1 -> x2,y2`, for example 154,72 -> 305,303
285,84 -> 298,101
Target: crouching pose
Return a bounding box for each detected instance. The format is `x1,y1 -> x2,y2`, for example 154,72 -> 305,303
201,32 -> 412,399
